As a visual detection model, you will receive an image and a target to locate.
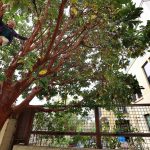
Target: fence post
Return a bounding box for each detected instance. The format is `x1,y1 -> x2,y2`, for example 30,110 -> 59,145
95,106 -> 102,149
14,110 -> 35,145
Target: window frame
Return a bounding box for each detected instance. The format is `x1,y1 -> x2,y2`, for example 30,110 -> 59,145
144,114 -> 150,131
131,77 -> 143,102
142,61 -> 150,84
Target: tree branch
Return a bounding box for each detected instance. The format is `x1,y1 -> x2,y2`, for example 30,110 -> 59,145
13,87 -> 41,114
46,0 -> 68,56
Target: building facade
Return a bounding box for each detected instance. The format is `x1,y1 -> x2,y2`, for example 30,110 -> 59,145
100,1 -> 150,149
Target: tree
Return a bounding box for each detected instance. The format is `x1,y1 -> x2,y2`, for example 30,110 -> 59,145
0,0 -> 150,129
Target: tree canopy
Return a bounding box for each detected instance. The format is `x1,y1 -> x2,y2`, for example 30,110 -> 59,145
0,0 -> 150,128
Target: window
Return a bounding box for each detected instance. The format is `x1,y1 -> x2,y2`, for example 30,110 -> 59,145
132,90 -> 142,101
144,114 -> 150,130
117,107 -> 127,114
115,120 -> 130,141
132,79 -> 143,101
115,120 -> 130,132
143,61 -> 150,83
101,117 -> 110,132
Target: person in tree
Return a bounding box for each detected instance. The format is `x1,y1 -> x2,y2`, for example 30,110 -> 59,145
0,3 -> 27,46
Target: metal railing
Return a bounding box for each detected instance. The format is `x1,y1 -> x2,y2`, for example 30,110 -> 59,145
14,104 -> 150,149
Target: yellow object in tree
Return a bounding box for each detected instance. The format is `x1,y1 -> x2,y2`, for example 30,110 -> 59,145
39,69 -> 48,75
71,7 -> 78,16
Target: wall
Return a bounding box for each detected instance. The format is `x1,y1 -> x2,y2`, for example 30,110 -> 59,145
0,119 -> 17,150
127,52 -> 150,104
13,145 -> 102,150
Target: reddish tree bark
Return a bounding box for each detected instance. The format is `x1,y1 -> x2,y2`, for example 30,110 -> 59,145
0,105 -> 12,129
0,0 -> 96,129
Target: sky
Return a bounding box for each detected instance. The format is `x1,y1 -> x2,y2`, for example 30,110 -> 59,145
133,0 -> 150,24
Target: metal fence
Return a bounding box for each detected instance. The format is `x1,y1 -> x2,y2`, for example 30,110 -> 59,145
14,104 -> 150,149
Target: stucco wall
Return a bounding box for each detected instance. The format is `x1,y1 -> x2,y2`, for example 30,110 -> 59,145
127,52 -> 150,104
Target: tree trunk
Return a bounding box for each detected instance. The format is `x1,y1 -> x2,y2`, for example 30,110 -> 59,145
0,87 -> 18,129
0,106 -> 12,129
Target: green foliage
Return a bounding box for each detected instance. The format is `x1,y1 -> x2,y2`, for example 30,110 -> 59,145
33,111 -> 92,147
34,111 -> 81,132
0,0 -> 149,112
0,72 -> 5,81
